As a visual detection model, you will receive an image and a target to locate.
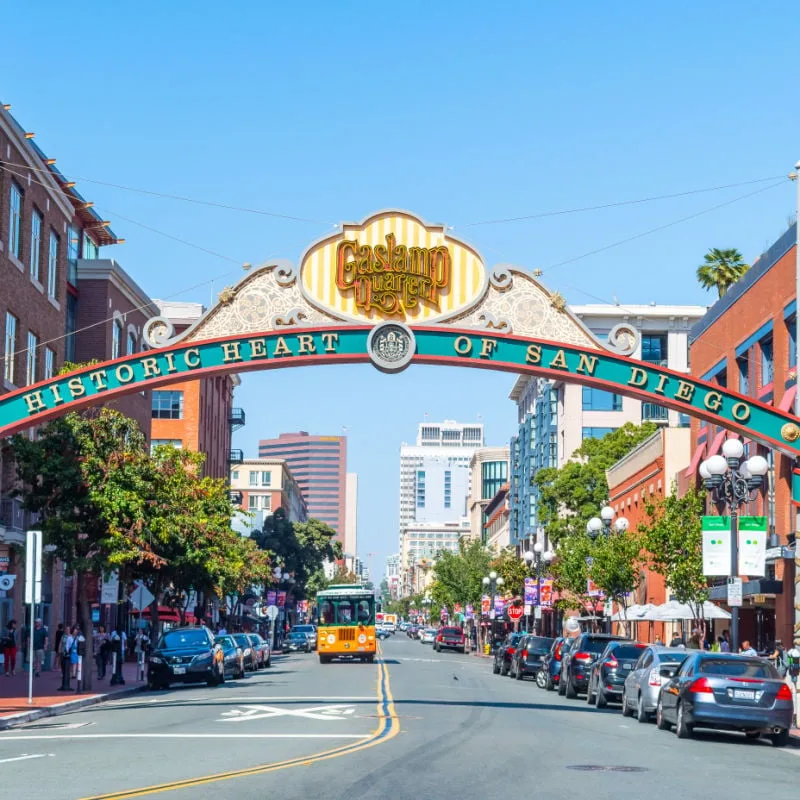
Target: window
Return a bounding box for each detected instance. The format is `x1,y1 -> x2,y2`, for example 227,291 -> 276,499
47,230 -> 59,299
416,469 -> 426,508
582,387 -> 622,411
112,319 -> 122,359
150,439 -> 182,453
26,331 -> 37,385
481,460 -> 507,499
444,469 -> 452,509
249,472 -> 258,487
151,390 -> 183,419
582,426 -> 617,440
231,471 -> 240,480
641,334 -> 667,365
30,209 -> 42,282
83,234 -> 99,260
715,369 -> 727,389
65,294 -> 77,362
548,431 -> 558,467
44,347 -> 55,380
760,336 -> 774,386
126,331 -> 137,356
737,355 -> 749,395
788,315 -> 797,370
4,313 -> 18,383
248,495 -> 259,510
260,471 -> 271,486
67,225 -> 80,285
9,183 -> 23,259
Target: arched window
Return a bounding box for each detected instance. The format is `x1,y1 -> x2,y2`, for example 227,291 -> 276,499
112,319 -> 123,359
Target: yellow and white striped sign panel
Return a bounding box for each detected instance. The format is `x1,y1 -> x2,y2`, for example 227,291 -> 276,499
299,211 -> 487,323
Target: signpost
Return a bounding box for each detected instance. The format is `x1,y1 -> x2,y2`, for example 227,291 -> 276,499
25,530 -> 42,706
266,605 -> 279,650
727,577 -> 743,607
508,605 -> 524,623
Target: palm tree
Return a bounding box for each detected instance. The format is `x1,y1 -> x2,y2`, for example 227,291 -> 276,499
696,248 -> 750,299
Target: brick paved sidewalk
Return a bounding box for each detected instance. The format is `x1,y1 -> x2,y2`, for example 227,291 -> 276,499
0,658 -> 144,728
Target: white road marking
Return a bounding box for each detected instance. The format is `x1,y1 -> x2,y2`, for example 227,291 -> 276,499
0,753 -> 54,764
218,704 -> 356,722
0,733 -> 369,740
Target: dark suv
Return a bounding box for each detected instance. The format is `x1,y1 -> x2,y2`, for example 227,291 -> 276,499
587,640 -> 646,707
510,635 -> 555,681
492,632 -> 525,676
559,633 -> 630,698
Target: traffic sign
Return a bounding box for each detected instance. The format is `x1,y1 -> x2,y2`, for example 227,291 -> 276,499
508,605 -> 524,622
265,605 -> 279,621
727,577 -> 743,607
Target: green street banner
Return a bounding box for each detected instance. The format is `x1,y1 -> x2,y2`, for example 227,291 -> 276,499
738,516 -> 767,577
702,516 -> 731,576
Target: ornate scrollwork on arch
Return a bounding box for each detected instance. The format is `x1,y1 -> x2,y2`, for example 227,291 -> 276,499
606,323 -> 641,356
142,316 -> 179,349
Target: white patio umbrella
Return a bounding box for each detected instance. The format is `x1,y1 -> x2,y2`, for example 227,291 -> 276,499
652,600 -> 731,621
610,603 -> 659,622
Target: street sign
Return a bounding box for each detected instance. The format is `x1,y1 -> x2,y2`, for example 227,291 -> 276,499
24,530 -> 42,605
265,605 -> 279,621
727,577 -> 743,607
534,606 -> 542,620
129,580 -> 155,611
100,571 -> 119,605
508,605 -> 524,622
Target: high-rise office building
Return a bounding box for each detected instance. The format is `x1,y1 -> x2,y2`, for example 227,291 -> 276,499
344,473 -> 358,561
258,431 -> 347,538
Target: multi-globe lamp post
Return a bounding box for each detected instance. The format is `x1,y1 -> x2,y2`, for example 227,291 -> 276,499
523,542 -> 554,634
699,437 -> 768,653
585,506 -> 629,633
482,571 -> 504,644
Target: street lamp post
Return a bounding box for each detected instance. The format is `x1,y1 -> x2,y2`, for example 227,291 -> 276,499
700,437 -> 768,653
421,595 -> 432,625
523,543 -> 554,634
586,505 -> 629,633
482,571 -> 505,647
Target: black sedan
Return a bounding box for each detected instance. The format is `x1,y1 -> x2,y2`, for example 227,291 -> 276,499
215,634 -> 246,679
147,627 -> 224,689
587,641 -> 646,707
232,633 -> 258,671
510,635 -> 555,681
656,652 -> 793,746
492,632 -> 525,676
283,631 -> 312,653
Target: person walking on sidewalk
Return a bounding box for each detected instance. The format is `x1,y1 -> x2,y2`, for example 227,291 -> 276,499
94,626 -> 109,679
32,618 -> 48,677
2,620 -> 18,676
52,623 -> 64,672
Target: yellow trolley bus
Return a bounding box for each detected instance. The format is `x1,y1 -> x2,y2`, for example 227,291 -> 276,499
316,584 -> 376,664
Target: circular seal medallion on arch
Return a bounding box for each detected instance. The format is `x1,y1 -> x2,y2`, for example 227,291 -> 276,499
367,322 -> 416,373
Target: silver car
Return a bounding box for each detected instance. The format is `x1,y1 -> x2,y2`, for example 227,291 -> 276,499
622,646 -> 687,722
420,628 -> 437,644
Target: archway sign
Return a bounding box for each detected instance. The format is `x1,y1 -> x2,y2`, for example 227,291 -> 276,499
2,210 -> 799,458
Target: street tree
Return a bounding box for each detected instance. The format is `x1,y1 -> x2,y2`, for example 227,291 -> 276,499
696,247 -> 749,298
490,548 -> 529,599
430,537 -> 492,610
549,533 -> 593,614
589,528 -> 644,625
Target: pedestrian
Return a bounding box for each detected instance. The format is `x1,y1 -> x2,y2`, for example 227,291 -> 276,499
688,629 -> 703,650
32,618 -> 48,677
669,631 -> 682,648
2,620 -> 18,675
94,625 -> 109,679
768,640 -> 788,677
654,635 -> 664,646
721,630 -> 731,652
69,625 -> 81,678
53,623 -> 64,671
740,640 -> 757,657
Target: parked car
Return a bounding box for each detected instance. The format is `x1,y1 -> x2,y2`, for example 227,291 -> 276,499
283,631 -> 312,653
510,635 -> 555,681
215,634 -> 246,679
434,627 -> 466,653
247,633 -> 271,669
622,646 -> 688,722
492,632 -> 526,676
232,633 -> 258,671
420,628 -> 437,645
147,626 -> 224,689
377,626 -> 392,640
655,652 -> 793,746
559,633 -> 630,698
291,624 -> 317,647
587,641 -> 647,707
538,637 -> 571,690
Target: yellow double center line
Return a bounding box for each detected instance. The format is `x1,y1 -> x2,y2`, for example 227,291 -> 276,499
82,654 -> 399,799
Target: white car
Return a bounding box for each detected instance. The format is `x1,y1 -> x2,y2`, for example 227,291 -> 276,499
420,628 -> 437,644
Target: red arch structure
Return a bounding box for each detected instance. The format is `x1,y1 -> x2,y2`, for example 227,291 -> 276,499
2,324 -> 799,457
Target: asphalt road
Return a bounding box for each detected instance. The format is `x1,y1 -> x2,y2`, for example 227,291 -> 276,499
0,636 -> 797,799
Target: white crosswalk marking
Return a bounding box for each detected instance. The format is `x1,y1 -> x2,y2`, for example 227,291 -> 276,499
218,704 -> 357,722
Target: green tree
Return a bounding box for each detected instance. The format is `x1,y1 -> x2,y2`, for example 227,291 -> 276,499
490,548 -> 529,598
696,247 -> 749,299
536,423 -> 658,543
549,533 -> 593,612
589,528 -> 644,618
430,537 -> 492,609
640,487 -> 708,615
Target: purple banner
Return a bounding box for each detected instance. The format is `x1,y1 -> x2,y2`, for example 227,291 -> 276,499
465,604 -> 474,620
266,590 -> 277,606
524,577 -> 538,605
277,591 -> 287,607
493,596 -> 505,616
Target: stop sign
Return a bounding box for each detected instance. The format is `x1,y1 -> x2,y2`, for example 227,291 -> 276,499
508,604 -> 524,621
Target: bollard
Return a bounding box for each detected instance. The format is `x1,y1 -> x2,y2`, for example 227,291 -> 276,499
75,655 -> 83,693
138,652 -> 145,682
57,650 -> 71,692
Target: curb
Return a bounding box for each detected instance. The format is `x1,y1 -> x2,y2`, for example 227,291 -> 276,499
0,685 -> 145,730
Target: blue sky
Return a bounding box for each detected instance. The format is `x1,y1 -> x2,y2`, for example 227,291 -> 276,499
4,2 -> 799,578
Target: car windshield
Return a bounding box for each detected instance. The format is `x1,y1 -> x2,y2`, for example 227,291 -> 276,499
527,637 -> 554,651
509,633 -> 524,646
215,636 -> 235,649
233,634 -> 249,645
610,644 -> 646,660
441,628 -> 463,636
248,634 -> 262,643
289,633 -> 307,641
700,658 -> 776,679
159,630 -> 210,649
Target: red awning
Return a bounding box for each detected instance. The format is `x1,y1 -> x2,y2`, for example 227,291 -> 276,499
684,442 -> 706,477
779,384 -> 797,412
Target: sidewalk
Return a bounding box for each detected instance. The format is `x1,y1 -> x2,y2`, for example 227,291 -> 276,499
0,659 -> 144,729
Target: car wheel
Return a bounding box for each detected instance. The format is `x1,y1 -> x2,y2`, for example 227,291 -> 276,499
674,701 -> 693,739
595,687 -> 608,709
237,665 -> 245,679
492,660 -> 500,675
515,664 -> 523,680
536,670 -> 548,689
558,673 -> 567,695
636,693 -> 649,723
621,689 -> 633,717
770,728 -> 790,748
586,680 -> 595,704
656,697 -> 671,731
218,666 -> 226,685
565,676 -> 577,699
745,731 -> 761,740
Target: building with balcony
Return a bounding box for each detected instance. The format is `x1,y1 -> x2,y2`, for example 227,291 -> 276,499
687,222 -> 797,650
230,458 -> 308,523
483,482 -> 511,552
468,446 -> 510,543
509,303 -> 705,549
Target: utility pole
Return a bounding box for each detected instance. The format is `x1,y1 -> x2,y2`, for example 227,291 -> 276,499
793,160 -> 800,649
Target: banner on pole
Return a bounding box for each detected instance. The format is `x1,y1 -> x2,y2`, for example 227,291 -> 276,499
480,595 -> 490,616
100,571 -> 119,605
702,516 -> 732,576
540,579 -> 553,607
738,516 -> 767,577
523,577 -> 536,604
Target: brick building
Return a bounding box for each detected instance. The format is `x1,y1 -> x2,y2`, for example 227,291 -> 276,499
258,432 -> 347,538
606,427 -> 692,642
74,259 -> 157,438
151,301 -> 240,479
0,101 -> 120,630
687,222 -> 797,649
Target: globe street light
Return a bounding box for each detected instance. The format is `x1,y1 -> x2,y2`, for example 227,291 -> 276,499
586,505 -> 629,632
523,543 -> 554,634
700,437 -> 768,652
482,572 -> 504,646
